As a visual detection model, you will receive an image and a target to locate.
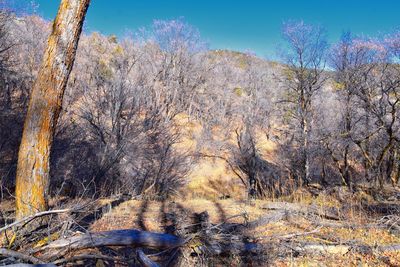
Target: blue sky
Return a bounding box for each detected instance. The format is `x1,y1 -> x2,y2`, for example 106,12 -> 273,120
31,0 -> 400,58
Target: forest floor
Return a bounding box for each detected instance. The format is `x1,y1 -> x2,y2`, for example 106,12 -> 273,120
1,185 -> 400,266
89,185 -> 400,266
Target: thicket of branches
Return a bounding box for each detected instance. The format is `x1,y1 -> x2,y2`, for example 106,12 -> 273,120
0,10 -> 399,200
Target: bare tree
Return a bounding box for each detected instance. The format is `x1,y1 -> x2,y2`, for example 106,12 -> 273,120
231,125 -> 284,199
0,6 -> 12,76
385,30 -> 400,186
324,32 -> 373,188
345,39 -> 400,188
74,35 -> 142,195
278,21 -> 328,186
56,32 -> 193,198
139,18 -> 209,121
324,33 -> 400,189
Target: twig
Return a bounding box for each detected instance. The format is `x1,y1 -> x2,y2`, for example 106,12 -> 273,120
0,208 -> 73,234
267,227 -> 322,240
136,249 -> 160,267
0,264 -> 57,267
0,248 -> 45,264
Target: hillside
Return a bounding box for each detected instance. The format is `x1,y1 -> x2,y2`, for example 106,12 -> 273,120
1,10 -> 400,267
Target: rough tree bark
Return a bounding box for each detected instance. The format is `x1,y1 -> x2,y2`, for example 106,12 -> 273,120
15,0 -> 90,219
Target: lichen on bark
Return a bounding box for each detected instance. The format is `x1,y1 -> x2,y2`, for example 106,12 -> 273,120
15,0 -> 90,219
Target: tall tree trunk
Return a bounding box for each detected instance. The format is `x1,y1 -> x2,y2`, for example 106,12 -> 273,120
15,0 -> 90,219
301,115 -> 311,186
343,100 -> 352,188
364,112 -> 371,183
342,145 -> 351,187
391,148 -> 400,186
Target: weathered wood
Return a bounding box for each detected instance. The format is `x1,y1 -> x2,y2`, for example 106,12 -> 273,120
218,211 -> 287,234
40,229 -> 260,259
0,209 -> 72,234
291,242 -> 400,255
245,210 -> 287,229
292,243 -> 351,255
309,219 -> 382,229
15,0 -> 91,219
136,249 -> 160,267
262,202 -> 340,220
267,227 -> 322,240
2,264 -> 56,267
39,229 -> 184,259
0,248 -> 46,265
9,227 -> 400,263
377,244 -> 400,252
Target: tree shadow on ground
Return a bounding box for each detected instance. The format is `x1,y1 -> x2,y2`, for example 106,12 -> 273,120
156,200 -> 271,266
72,197 -> 127,231
136,199 -> 149,231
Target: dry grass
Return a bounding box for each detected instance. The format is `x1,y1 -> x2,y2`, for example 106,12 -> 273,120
1,186 -> 399,265
275,252 -> 400,267
91,198 -> 268,232
185,159 -> 245,200
175,114 -> 281,201
88,185 -> 400,266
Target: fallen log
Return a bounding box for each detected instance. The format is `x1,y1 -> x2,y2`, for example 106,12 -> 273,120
291,243 -> 351,255
260,227 -> 322,241
28,227 -> 400,263
39,229 -> 185,260
309,219 -> 382,229
289,242 -> 400,256
39,228 -> 262,260
377,244 -> 400,252
0,248 -> 46,265
2,264 -> 56,267
245,210 -> 287,229
220,210 -> 288,233
262,202 -> 340,220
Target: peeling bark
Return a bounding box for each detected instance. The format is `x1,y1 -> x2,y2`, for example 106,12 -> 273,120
15,0 -> 90,219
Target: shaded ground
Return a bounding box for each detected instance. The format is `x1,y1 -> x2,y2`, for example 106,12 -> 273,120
1,186 -> 400,266
88,189 -> 400,266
